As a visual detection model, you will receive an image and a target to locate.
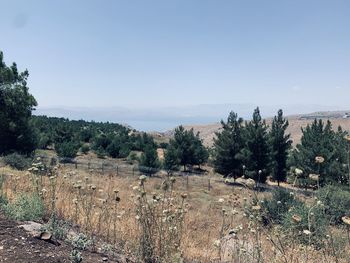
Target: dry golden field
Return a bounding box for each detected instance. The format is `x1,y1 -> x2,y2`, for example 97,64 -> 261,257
1,161 -> 349,263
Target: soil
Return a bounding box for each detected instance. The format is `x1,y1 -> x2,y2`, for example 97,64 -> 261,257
0,213 -> 122,263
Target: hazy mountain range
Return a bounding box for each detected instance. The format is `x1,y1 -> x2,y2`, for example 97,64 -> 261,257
34,104 -> 349,132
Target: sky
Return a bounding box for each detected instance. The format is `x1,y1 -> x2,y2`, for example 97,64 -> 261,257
1,0 -> 350,110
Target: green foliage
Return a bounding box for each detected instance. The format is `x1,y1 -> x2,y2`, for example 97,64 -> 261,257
289,119 -> 348,186
126,151 -> 138,164
282,200 -> 328,247
0,51 -> 38,154
168,126 -> 208,171
139,145 -> 160,175
317,185 -> 350,224
163,144 -> 180,174
213,111 -> 244,178
241,107 -> 271,183
3,153 -> 32,170
261,188 -> 301,224
270,110 -> 292,185
55,141 -> 79,159
80,144 -> 90,154
70,233 -> 92,251
2,193 -> 45,221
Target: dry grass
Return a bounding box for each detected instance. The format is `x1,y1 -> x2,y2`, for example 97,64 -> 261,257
0,164 -> 349,262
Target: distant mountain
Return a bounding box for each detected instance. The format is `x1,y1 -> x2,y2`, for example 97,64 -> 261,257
34,104 -> 349,132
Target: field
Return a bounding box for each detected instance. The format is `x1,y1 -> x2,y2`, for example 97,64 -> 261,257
1,155 -> 349,263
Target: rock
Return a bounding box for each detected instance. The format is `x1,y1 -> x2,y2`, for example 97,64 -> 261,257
40,231 -> 52,241
18,221 -> 42,237
102,257 -> 108,261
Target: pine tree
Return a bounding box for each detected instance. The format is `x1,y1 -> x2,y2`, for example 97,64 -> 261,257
213,112 -> 244,178
241,107 -> 270,183
270,109 -> 292,185
139,145 -> 160,175
169,126 -> 208,171
163,144 -> 179,175
290,119 -> 347,186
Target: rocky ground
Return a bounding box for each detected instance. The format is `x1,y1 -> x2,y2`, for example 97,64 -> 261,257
0,213 -> 127,263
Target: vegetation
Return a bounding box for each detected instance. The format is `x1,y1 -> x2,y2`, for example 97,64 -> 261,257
213,111 -> 244,178
166,125 -> 208,171
289,119 -> 348,186
0,51 -> 38,154
270,109 -> 292,185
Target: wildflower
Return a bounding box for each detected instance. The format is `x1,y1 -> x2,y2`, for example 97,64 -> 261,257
213,239 -> 221,248
309,174 -> 320,181
292,214 -> 302,223
139,175 -> 147,182
341,216 -> 350,225
315,156 -> 325,164
295,168 -> 303,176
303,229 -> 311,235
218,198 -> 225,203
252,205 -> 261,211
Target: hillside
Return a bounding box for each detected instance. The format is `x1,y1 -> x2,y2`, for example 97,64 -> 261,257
166,110 -> 350,147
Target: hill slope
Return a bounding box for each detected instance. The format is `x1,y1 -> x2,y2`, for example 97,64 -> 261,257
166,111 -> 350,147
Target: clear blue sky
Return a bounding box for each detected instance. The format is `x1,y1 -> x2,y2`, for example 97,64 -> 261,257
1,0 -> 350,109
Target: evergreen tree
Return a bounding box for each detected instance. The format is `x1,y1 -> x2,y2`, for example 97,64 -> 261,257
241,107 -> 270,183
163,144 -> 180,175
270,110 -> 292,185
139,145 -> 161,175
213,112 -> 244,178
0,51 -> 38,154
169,126 -> 208,171
290,119 -> 347,186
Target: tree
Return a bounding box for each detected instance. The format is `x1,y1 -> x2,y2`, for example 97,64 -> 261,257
213,112 -> 244,178
169,126 -> 208,171
270,110 -> 292,186
290,119 -> 347,186
0,51 -> 37,154
163,144 -> 179,175
139,145 -> 161,175
56,141 -> 79,159
241,107 -> 270,183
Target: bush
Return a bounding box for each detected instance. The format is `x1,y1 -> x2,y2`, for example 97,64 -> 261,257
3,153 -> 32,170
317,185 -> 350,224
80,144 -> 90,154
282,201 -> 328,247
56,141 -> 79,159
2,193 -> 45,221
261,188 -> 302,224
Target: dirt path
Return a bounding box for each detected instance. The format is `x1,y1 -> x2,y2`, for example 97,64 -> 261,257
0,213 -> 116,262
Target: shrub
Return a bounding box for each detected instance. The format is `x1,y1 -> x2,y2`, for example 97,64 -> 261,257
80,144 -> 90,154
261,188 -> 302,224
282,201 -> 328,247
3,153 -> 32,170
56,141 -> 79,159
317,185 -> 350,224
2,193 -> 45,221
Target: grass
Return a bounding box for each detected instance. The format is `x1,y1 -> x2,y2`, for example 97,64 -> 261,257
0,164 -> 349,262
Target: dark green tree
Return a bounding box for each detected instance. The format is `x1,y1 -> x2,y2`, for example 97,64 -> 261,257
169,126 -> 208,171
270,110 -> 292,185
0,51 -> 38,154
290,119 -> 347,186
213,112 -> 244,178
241,107 -> 270,183
139,145 -> 161,175
163,144 -> 180,175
